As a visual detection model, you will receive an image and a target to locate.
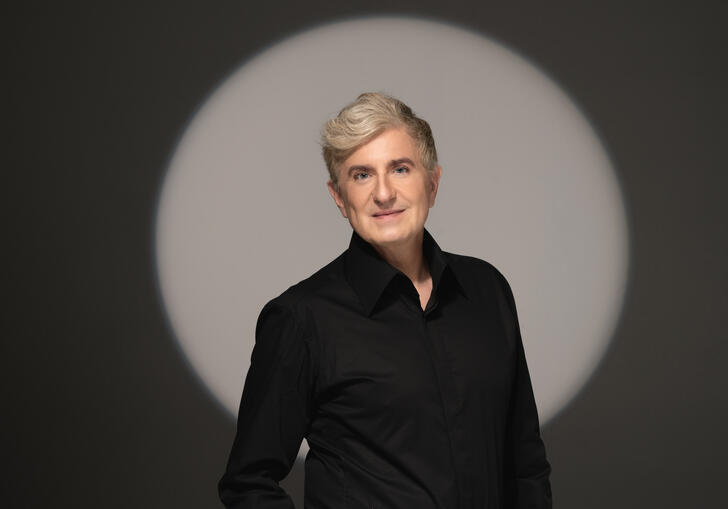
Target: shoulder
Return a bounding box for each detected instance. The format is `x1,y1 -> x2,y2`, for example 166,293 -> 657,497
257,251 -> 347,332
443,250 -> 513,297
443,250 -> 521,326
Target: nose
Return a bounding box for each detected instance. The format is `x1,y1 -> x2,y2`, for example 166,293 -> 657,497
373,172 -> 396,205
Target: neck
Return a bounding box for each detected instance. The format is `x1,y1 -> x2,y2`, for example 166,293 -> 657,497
371,230 -> 430,285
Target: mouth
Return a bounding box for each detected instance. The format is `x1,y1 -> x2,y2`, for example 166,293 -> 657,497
374,209 -> 404,217
372,209 -> 405,219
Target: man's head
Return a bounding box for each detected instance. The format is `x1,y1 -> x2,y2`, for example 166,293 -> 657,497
322,92 -> 442,250
321,92 -> 439,190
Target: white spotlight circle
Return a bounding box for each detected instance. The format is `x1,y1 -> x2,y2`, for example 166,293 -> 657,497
155,17 -> 629,460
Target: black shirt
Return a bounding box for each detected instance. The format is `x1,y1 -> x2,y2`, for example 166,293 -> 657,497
218,227 -> 552,509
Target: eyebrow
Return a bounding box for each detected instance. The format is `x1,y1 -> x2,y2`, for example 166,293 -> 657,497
346,158 -> 417,176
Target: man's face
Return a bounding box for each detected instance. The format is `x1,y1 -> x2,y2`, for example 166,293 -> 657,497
327,127 -> 442,250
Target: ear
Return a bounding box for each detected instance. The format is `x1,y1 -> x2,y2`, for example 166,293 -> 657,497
428,165 -> 442,208
327,180 -> 348,218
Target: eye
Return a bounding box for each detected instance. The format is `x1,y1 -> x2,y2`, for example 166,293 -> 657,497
353,171 -> 370,181
394,166 -> 409,174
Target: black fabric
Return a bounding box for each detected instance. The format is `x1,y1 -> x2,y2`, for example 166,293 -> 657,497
219,227 -> 552,508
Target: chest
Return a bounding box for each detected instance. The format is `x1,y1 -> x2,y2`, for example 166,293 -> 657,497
312,295 -> 517,423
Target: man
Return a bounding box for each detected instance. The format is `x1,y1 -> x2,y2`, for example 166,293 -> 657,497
218,92 -> 552,508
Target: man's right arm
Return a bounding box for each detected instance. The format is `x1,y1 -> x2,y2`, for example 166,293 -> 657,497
218,300 -> 316,508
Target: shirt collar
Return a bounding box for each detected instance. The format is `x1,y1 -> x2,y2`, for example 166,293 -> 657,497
343,226 -> 468,316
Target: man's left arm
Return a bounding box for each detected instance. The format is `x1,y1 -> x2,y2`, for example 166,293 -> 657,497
497,270 -> 553,509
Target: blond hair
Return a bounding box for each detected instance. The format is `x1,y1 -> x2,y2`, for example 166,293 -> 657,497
321,92 -> 438,187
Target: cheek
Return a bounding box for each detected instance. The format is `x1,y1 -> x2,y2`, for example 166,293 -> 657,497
412,184 -> 431,209
346,191 -> 369,215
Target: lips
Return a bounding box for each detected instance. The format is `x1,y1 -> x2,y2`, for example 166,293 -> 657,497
373,209 -> 404,217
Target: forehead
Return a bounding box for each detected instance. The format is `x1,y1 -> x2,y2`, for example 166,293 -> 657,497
344,127 -> 420,165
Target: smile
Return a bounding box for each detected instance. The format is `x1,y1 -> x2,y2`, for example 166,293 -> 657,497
373,210 -> 404,219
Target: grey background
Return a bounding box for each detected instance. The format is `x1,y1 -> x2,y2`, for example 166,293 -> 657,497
4,1 -> 727,508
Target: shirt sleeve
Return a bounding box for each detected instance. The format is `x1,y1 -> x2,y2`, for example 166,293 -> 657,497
496,271 -> 553,509
218,299 -> 316,509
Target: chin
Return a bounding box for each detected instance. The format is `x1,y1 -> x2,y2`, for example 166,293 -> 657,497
370,227 -> 412,246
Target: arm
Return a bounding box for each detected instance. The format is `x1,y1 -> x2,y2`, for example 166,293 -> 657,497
218,300 -> 316,508
497,272 -> 553,509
